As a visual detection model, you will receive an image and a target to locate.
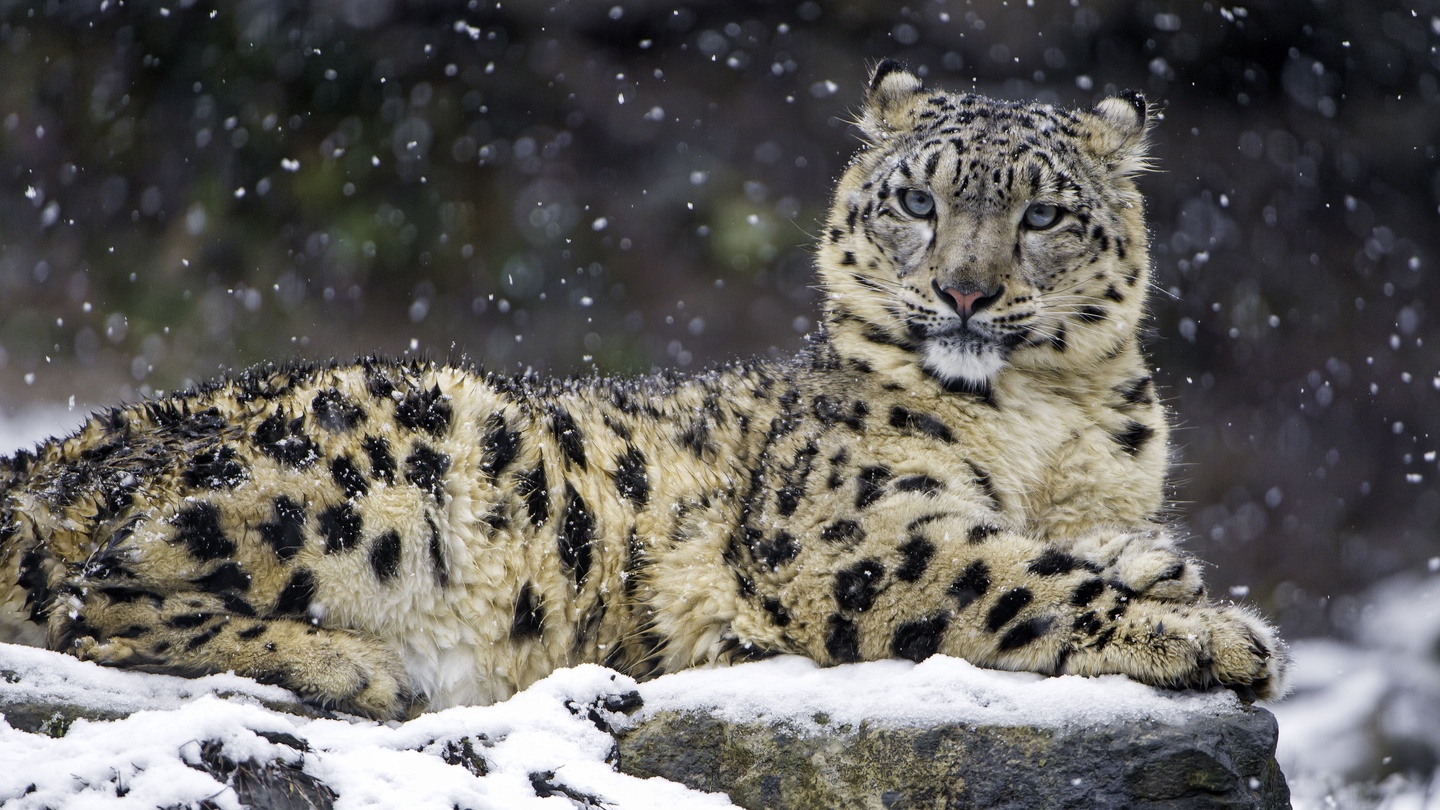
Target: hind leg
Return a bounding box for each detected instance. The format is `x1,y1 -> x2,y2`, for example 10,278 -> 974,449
53,588 -> 417,720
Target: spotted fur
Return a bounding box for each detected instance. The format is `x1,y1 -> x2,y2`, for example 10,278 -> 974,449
0,63 -> 1288,719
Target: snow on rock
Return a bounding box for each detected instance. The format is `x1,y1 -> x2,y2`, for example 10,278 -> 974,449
1,641 -> 1284,809
625,657 -> 1288,810
0,641 -> 301,718
0,646 -> 736,809
634,653 -> 1244,731
0,696 -> 310,810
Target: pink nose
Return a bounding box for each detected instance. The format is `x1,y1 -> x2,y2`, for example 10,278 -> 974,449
937,284 -> 1003,319
945,289 -> 988,316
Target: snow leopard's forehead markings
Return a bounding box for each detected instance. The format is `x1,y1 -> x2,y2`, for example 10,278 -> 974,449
819,65 -> 1153,399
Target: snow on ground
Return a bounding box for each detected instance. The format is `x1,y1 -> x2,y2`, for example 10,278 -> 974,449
3,408 -> 1440,808
1273,575 -> 1440,810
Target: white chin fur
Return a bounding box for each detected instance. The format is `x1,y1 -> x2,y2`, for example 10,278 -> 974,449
921,342 -> 1005,386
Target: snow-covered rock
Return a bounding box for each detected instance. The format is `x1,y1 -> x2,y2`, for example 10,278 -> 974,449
1,643 -> 1290,809
620,656 -> 1288,809
0,644 -> 730,809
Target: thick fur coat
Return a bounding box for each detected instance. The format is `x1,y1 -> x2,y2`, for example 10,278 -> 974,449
0,63 -> 1288,719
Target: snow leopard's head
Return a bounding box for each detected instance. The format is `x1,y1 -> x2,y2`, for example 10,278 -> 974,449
819,61 -> 1154,393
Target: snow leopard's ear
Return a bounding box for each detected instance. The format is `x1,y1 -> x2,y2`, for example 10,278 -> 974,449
1082,90 -> 1154,178
860,60 -> 924,142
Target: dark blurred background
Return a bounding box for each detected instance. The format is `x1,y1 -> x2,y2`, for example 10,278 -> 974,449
1,0 -> 1437,639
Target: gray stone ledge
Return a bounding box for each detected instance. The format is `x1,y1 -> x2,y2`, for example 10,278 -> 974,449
616,704 -> 1290,809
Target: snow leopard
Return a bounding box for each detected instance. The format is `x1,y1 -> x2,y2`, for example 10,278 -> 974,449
0,62 -> 1288,720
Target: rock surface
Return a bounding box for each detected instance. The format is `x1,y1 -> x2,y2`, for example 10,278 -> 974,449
1,645 -> 1290,809
617,704 -> 1289,809
613,700 -> 1290,807
613,654 -> 1293,810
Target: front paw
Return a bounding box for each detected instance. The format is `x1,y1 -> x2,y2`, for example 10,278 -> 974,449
1070,600 -> 1291,701
1127,602 -> 1290,701
270,630 -> 418,721
1070,530 -> 1205,603
1202,604 -> 1291,702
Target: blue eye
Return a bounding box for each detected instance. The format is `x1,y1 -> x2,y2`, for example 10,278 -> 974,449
899,188 -> 935,218
1023,202 -> 1062,229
